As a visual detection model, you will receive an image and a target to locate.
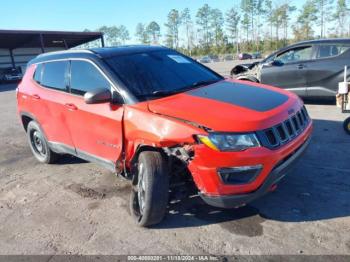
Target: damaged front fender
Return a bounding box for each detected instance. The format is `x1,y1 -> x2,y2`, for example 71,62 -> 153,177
230,62 -> 261,82
123,103 -> 207,165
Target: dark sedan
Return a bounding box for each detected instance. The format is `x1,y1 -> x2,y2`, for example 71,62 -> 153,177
238,53 -> 252,60
231,39 -> 350,100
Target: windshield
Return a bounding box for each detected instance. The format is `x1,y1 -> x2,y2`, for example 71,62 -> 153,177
105,50 -> 223,98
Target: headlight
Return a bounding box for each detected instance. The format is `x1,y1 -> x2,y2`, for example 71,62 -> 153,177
197,133 -> 260,151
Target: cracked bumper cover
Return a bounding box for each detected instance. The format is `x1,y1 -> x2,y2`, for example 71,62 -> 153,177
199,137 -> 311,208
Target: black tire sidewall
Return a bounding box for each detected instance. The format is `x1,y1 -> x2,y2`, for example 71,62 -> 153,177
130,151 -> 169,227
27,121 -> 52,163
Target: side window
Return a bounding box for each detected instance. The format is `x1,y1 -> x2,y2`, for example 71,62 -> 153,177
33,63 -> 43,84
41,61 -> 68,91
316,44 -> 350,59
70,60 -> 110,96
276,46 -> 313,64
264,55 -> 275,64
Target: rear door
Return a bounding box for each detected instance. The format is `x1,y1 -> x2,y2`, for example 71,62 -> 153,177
64,60 -> 124,170
260,45 -> 314,97
305,43 -> 350,97
33,61 -> 75,152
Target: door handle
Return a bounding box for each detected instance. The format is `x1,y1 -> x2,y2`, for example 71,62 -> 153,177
297,64 -> 305,69
32,94 -> 41,100
65,103 -> 78,111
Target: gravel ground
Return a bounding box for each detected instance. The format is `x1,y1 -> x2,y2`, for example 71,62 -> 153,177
0,61 -> 350,256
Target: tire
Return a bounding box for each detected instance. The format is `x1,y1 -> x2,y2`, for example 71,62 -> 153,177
27,121 -> 59,164
130,151 -> 169,227
343,117 -> 350,135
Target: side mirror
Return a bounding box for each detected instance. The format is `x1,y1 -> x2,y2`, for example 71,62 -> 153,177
84,88 -> 112,104
112,91 -> 124,104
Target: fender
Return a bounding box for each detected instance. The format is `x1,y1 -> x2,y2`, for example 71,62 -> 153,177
122,105 -> 205,167
230,64 -> 250,76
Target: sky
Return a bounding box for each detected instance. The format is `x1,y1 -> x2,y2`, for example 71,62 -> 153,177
1,0 -> 305,42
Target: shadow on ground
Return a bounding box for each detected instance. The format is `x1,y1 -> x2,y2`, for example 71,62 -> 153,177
303,98 -> 336,105
56,155 -> 87,165
155,118 -> 350,233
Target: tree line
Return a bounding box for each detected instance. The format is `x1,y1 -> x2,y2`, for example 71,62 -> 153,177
83,0 -> 350,56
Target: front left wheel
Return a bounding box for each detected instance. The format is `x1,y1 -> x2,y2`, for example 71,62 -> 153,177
130,151 -> 169,227
27,121 -> 59,164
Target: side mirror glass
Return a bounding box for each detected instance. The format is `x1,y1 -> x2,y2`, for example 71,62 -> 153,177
84,88 -> 112,104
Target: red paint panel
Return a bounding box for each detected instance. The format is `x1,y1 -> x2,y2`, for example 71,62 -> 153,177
18,65 -> 74,147
63,94 -> 123,162
148,79 -> 303,132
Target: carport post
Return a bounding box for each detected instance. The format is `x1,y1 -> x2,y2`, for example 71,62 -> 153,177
63,39 -> 68,49
39,34 -> 45,53
9,49 -> 15,69
101,35 -> 105,47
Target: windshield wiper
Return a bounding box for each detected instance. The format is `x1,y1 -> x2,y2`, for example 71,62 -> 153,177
151,89 -> 183,96
143,79 -> 221,98
188,79 -> 221,89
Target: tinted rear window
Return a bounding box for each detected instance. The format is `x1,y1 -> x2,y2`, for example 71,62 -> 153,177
105,50 -> 222,98
316,44 -> 350,59
34,63 -> 43,83
41,61 -> 68,91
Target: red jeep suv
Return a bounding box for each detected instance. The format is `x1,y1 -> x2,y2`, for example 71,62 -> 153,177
17,46 -> 312,226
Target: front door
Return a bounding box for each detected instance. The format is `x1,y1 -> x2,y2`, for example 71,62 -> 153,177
64,60 -> 124,171
261,45 -> 314,97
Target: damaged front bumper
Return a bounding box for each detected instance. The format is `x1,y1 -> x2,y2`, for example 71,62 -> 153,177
199,137 -> 310,208
187,120 -> 312,208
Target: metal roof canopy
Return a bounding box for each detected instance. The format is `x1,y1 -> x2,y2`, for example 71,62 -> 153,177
0,29 -> 104,69
0,29 -> 104,50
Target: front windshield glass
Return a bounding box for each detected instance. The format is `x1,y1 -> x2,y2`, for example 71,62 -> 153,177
105,50 -> 223,98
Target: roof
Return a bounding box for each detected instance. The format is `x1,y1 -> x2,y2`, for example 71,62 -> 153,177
0,29 -> 103,49
28,45 -> 169,65
264,38 -> 350,60
90,45 -> 168,58
293,38 -> 350,46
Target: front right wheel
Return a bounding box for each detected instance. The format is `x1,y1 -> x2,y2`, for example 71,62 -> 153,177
130,151 -> 169,227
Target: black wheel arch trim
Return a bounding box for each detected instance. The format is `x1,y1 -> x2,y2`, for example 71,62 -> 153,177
19,111 -> 50,141
19,111 -> 38,129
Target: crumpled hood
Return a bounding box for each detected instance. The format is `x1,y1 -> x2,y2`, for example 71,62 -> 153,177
147,79 -> 303,132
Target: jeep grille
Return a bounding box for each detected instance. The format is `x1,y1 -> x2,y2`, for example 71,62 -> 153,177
256,106 -> 310,150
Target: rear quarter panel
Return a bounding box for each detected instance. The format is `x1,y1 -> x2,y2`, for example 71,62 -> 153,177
17,64 -> 74,147
305,50 -> 350,96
